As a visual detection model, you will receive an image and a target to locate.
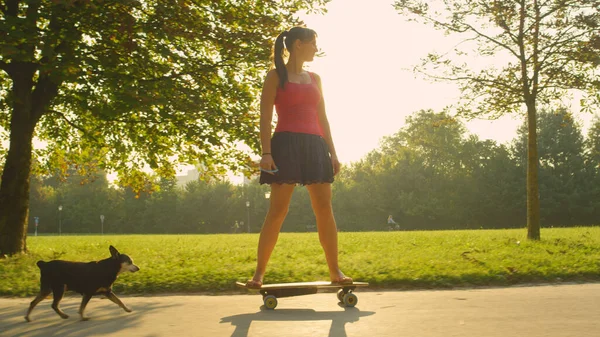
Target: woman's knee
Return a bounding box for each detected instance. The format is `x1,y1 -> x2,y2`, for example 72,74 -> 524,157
311,198 -> 333,216
307,184 -> 333,213
268,202 -> 289,220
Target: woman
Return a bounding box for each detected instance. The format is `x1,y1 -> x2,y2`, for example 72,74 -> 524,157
246,26 -> 352,288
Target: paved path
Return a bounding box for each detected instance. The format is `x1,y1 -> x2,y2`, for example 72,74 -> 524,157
1,283 -> 599,337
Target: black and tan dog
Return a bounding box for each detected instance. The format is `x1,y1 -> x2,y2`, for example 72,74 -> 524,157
25,245 -> 139,322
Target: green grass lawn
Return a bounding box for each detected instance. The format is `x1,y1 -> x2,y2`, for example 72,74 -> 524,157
1,227 -> 599,297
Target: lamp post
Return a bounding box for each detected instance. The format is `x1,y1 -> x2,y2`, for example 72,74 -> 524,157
58,205 -> 63,236
34,217 -> 39,237
100,214 -> 105,235
245,201 -> 250,233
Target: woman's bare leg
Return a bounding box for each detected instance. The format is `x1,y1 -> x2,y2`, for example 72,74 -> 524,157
306,183 -> 351,283
250,183 -> 296,285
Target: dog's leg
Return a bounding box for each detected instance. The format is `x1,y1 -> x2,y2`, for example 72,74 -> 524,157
51,285 -> 69,319
78,294 -> 93,321
106,292 -> 132,313
24,289 -> 51,322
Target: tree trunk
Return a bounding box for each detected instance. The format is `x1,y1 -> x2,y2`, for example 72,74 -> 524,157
0,65 -> 39,256
526,100 -> 541,240
0,115 -> 37,256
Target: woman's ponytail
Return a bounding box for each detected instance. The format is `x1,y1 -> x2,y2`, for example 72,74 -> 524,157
274,31 -> 288,89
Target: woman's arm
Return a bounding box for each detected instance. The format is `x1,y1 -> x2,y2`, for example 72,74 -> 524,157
313,72 -> 340,175
259,70 -> 279,172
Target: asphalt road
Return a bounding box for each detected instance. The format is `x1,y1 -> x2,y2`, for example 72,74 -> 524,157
1,283 -> 599,337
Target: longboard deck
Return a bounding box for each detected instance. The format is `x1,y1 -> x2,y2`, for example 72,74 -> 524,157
236,280 -> 369,308
236,281 -> 369,290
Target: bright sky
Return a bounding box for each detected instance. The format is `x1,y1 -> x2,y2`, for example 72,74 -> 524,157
295,0 -> 595,164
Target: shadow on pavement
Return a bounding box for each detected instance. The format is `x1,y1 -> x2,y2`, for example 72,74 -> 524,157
0,298 -> 175,337
220,304 -> 376,337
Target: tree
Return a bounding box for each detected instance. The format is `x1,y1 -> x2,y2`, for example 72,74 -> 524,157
54,169 -> 112,233
512,108 -> 589,225
337,109 -> 477,229
584,115 -> 600,221
466,138 -> 526,228
395,0 -> 600,239
381,110 -> 468,227
134,176 -> 179,233
587,115 -> 600,165
0,0 -> 329,255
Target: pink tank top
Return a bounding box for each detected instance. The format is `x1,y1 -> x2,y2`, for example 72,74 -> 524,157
274,72 -> 323,136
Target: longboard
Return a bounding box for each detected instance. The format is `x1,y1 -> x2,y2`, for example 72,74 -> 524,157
236,281 -> 369,309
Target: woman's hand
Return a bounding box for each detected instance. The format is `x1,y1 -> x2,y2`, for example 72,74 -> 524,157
331,154 -> 341,176
260,154 -> 278,175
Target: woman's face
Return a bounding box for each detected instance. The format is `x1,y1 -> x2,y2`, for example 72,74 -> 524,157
296,37 -> 318,62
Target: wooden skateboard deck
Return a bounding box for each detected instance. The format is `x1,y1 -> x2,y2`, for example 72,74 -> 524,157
236,281 -> 369,309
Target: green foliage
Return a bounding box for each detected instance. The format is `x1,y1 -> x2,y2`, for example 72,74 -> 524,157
0,0 -> 331,255
0,0 -> 330,189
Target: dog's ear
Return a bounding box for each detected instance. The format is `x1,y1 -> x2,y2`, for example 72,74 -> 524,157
109,245 -> 120,259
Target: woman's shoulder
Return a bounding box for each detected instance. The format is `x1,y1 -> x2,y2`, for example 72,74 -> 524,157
308,72 -> 322,87
263,69 -> 280,89
264,69 -> 280,86
266,69 -> 280,80
309,71 -> 322,83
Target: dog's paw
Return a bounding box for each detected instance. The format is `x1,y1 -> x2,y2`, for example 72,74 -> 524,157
124,306 -> 132,313
24,316 -> 31,322
80,316 -> 90,321
60,314 -> 69,319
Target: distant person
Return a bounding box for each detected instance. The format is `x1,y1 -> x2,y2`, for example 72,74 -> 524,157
245,26 -> 351,288
387,215 -> 397,231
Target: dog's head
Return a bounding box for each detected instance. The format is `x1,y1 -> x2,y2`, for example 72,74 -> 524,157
109,245 -> 140,274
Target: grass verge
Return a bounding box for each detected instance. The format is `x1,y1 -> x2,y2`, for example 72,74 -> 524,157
1,227 -> 599,297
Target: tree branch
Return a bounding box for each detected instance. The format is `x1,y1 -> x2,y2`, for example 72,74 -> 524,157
479,1 -> 520,46
539,56 -> 578,89
49,110 -> 101,143
31,74 -> 60,121
463,22 -> 521,59
25,0 -> 40,21
537,84 -> 585,92
136,61 -> 236,83
537,0 -> 587,27
517,0 -> 532,101
537,28 -> 596,66
466,77 -> 518,93
416,68 -> 520,94
415,11 -> 522,61
532,0 -> 541,97
537,25 -> 578,59
5,0 -> 18,16
525,0 -> 596,35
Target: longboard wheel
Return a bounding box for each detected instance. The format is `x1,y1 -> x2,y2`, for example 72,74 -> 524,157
343,292 -> 358,307
337,289 -> 346,302
264,295 -> 278,310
